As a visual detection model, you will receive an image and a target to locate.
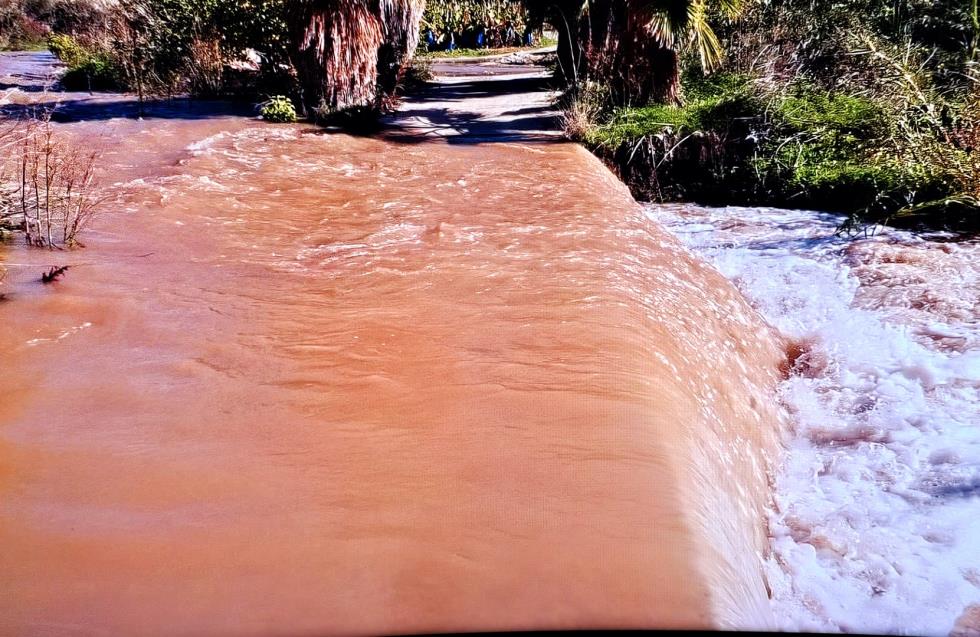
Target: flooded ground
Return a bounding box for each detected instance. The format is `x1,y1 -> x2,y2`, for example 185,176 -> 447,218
0,53 -> 787,634
649,204 -> 980,636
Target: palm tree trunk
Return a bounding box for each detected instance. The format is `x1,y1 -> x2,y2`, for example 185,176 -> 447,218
583,0 -> 679,105
289,0 -> 425,119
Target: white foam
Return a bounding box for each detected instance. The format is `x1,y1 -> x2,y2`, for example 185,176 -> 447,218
646,204 -> 980,636
185,132 -> 229,155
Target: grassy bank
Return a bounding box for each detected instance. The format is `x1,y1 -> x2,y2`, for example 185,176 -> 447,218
421,46 -> 525,59
566,72 -> 977,231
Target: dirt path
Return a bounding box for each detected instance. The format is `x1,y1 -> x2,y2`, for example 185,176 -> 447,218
384,52 -> 559,142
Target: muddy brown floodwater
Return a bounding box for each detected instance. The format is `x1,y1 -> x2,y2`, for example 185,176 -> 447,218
0,54 -> 786,635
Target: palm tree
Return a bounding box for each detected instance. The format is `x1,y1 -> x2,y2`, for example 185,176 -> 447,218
286,0 -> 744,119
289,0 -> 425,118
531,0 -> 747,104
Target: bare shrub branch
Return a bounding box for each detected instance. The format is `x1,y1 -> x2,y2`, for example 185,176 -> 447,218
2,113 -> 106,250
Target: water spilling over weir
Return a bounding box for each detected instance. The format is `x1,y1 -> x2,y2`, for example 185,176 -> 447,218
650,205 -> 980,635
1,56 -> 787,633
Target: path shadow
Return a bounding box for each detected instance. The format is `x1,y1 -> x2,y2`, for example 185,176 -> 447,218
2,50 -> 562,144
0,82 -> 51,93
0,94 -> 254,122
381,70 -> 563,145
405,74 -> 555,104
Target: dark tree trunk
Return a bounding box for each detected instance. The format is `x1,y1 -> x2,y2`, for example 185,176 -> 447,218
549,1 -> 585,85
529,0 -> 680,105
582,0 -> 679,105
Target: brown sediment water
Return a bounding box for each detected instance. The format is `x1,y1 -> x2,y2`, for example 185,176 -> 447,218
0,55 -> 786,635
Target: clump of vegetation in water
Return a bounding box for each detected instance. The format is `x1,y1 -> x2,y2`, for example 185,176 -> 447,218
259,95 -> 297,123
49,35 -> 122,91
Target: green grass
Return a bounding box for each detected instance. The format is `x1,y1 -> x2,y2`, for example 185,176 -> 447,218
420,38 -> 556,59
576,71 -> 963,223
421,46 -> 524,59
584,104 -> 691,146
761,89 -> 941,214
584,73 -> 759,148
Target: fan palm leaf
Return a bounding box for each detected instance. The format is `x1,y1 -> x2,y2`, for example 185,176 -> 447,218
642,0 -> 746,71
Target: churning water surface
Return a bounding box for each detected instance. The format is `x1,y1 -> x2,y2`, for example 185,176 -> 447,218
1,119 -> 787,632
648,204 -> 980,635
2,44 -> 977,629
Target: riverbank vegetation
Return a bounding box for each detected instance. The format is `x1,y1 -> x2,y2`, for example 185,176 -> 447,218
28,0 -> 545,116
7,0 -> 292,102
557,0 -> 980,231
5,0 -> 978,230
1,0 -> 107,50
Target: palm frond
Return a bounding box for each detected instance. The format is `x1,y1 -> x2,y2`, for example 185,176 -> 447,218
686,1 -> 725,71
639,0 -> 746,71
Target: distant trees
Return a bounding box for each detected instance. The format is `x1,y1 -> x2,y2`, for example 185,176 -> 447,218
420,0 -> 534,51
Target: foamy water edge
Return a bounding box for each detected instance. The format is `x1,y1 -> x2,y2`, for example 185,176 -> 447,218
646,204 -> 980,636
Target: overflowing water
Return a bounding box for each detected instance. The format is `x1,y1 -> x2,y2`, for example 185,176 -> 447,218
0,101 -> 788,631
5,48 -> 978,634
648,204 -> 980,636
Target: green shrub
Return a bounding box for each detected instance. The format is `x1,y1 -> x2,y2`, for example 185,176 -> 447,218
757,88 -> 952,215
47,33 -> 86,66
259,95 -> 297,123
59,55 -> 120,91
573,69 -> 967,225
48,34 -> 121,91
